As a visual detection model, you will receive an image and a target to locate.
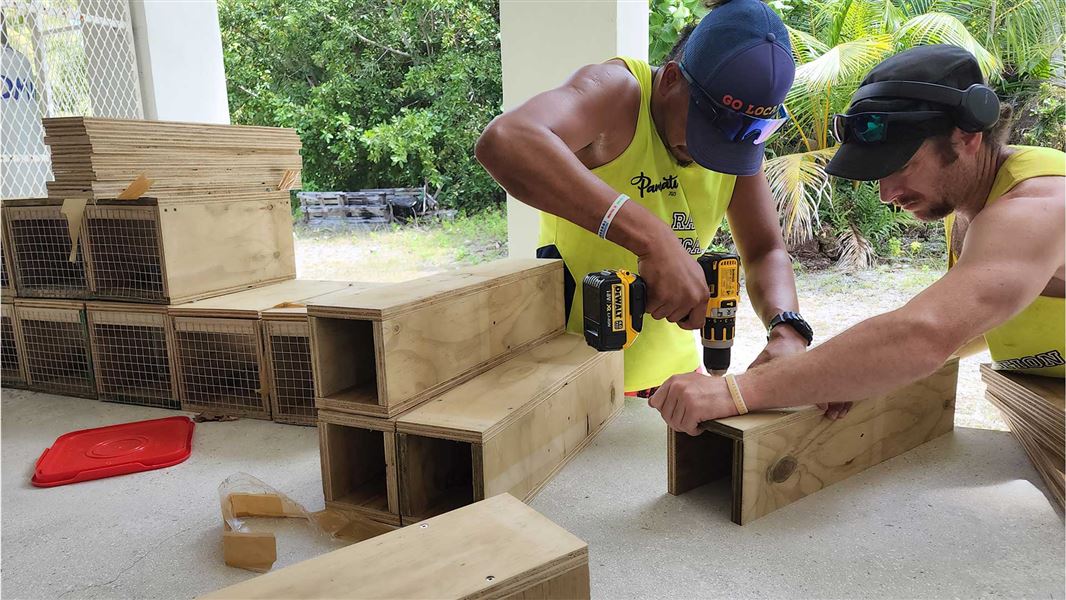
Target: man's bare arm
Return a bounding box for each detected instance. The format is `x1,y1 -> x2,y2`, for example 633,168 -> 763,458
739,191 -> 1064,411
475,62 -> 710,328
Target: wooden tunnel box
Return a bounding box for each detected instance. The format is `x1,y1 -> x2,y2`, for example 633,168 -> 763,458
395,333 -> 623,522
13,299 -> 96,398
308,258 -> 564,418
318,409 -> 402,526
3,201 -> 91,299
1,301 -> 27,387
170,280 -> 355,420
84,194 -> 296,304
669,358 -> 959,525
86,302 -> 178,409
202,493 -> 591,600
981,364 -> 1065,510
262,284 -> 383,426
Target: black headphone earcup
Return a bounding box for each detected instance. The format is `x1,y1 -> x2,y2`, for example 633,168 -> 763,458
958,84 -> 1000,132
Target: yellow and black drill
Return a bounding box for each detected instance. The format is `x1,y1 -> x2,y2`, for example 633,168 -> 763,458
582,252 -> 740,374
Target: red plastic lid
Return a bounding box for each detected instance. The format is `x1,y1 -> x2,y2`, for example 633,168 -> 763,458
32,416 -> 195,488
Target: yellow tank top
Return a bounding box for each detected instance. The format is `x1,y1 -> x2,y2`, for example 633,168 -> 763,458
538,57 -> 737,392
945,146 -> 1066,378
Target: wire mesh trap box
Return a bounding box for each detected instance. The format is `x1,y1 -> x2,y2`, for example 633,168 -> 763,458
84,195 -> 297,304
14,299 -> 95,398
308,259 -> 565,419
318,410 -> 401,526
667,358 -> 959,525
1,301 -> 27,387
1,207 -> 16,298
4,201 -> 90,299
87,302 -> 178,409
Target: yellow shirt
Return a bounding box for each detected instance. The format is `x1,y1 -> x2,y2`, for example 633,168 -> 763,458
945,146 -> 1066,378
538,57 -> 737,392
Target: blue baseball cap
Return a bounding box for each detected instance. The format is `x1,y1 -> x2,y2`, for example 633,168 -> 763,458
680,0 -> 795,176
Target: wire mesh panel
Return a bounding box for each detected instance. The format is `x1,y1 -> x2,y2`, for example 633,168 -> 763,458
88,307 -> 177,408
174,317 -> 269,419
2,0 -> 143,200
264,320 -> 315,426
16,301 -> 94,397
85,206 -> 165,302
5,205 -> 89,297
1,227 -> 12,297
1,303 -> 27,387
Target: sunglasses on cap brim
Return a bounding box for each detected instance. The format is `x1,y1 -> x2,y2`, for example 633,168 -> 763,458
831,111 -> 952,144
678,61 -> 789,146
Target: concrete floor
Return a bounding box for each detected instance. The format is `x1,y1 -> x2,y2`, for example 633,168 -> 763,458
1,389 -> 1063,599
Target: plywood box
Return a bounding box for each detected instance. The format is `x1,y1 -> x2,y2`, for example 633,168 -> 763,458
318,410 -> 401,526
395,333 -> 623,522
201,493 -> 590,600
669,358 -> 959,525
85,195 -> 296,304
14,299 -> 95,398
1,301 -> 27,387
4,203 -> 91,299
308,259 -> 565,418
170,280 -> 357,420
260,284 -> 384,426
87,302 -> 178,409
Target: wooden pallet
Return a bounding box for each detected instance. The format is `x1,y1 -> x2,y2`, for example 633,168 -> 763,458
13,299 -> 95,398
202,494 -> 590,600
395,333 -> 623,523
981,364 -> 1065,510
42,117 -> 302,200
169,280 -> 357,420
308,259 -> 565,419
86,302 -> 178,409
84,194 -> 296,304
669,358 -> 959,525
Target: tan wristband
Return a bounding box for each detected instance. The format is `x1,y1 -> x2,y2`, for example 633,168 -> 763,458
724,373 -> 748,415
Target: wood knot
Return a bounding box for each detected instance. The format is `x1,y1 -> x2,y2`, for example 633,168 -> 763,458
768,456 -> 797,483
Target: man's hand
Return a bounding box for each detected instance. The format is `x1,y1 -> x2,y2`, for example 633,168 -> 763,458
648,372 -> 736,435
747,324 -> 808,369
637,233 -> 709,330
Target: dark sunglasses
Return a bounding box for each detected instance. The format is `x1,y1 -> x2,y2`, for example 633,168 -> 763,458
831,111 -> 951,144
678,61 -> 788,145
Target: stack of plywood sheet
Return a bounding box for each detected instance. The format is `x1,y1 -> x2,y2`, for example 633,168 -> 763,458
981,364 -> 1065,510
42,117 -> 302,200
309,258 -> 624,527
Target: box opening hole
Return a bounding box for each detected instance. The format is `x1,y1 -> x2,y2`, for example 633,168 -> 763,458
312,317 -> 377,407
323,422 -> 389,513
400,434 -> 474,520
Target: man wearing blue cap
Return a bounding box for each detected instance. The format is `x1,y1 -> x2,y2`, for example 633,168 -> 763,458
649,45 -> 1064,434
477,0 -> 815,396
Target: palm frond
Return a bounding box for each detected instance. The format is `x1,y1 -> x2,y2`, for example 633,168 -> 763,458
837,224 -> 876,269
895,13 -> 1002,78
787,25 -> 831,63
877,0 -> 906,34
794,35 -> 893,90
764,148 -> 837,245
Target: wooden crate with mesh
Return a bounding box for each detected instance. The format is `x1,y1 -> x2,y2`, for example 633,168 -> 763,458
1,301 -> 27,388
84,195 -> 296,304
170,280 -> 358,420
13,299 -> 95,398
1,206 -> 16,299
4,202 -> 91,299
87,302 -> 178,409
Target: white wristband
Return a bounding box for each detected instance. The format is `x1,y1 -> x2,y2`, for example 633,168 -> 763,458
597,194 -> 629,239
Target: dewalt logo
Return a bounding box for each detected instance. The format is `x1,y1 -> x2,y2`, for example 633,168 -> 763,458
610,283 -> 624,332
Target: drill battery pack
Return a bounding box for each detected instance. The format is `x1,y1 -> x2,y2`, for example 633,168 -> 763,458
582,270 -> 646,352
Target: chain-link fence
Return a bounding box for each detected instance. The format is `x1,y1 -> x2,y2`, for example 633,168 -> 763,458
1,0 -> 142,200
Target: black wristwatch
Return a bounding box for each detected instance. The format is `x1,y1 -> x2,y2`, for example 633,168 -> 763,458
768,311 -> 813,346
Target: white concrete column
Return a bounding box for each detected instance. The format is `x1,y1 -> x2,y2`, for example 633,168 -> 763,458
128,0 -> 230,124
499,0 -> 649,257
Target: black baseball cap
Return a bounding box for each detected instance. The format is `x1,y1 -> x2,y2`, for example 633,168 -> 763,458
681,0 -> 795,176
826,45 -> 987,181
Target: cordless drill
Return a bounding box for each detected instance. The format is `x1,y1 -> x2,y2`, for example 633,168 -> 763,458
582,252 -> 740,374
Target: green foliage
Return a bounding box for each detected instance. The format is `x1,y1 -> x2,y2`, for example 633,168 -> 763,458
887,236 -> 902,257
1015,82 -> 1066,151
218,0 -> 504,212
649,0 -> 709,63
824,181 -> 912,266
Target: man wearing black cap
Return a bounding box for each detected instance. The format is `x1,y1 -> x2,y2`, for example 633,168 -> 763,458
649,45 -> 1065,434
477,0 -> 815,396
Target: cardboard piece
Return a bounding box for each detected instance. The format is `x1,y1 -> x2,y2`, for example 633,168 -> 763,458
116,174 -> 154,200
60,198 -> 87,263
